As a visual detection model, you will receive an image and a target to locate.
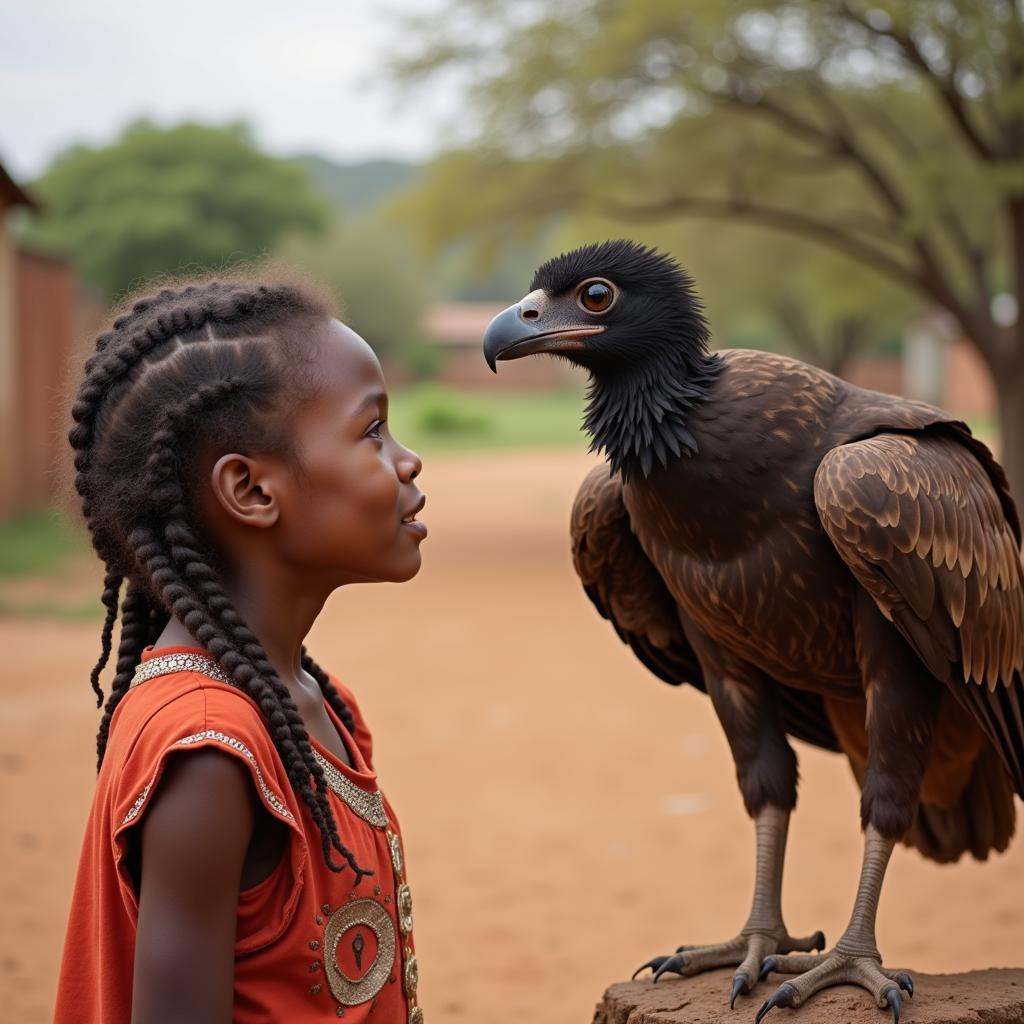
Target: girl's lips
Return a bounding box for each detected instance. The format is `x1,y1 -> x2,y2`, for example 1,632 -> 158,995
401,520 -> 428,539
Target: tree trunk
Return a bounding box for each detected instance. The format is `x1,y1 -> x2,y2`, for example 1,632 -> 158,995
995,370 -> 1024,504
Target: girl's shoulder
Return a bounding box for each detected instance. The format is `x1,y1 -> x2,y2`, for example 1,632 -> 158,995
104,650 -> 301,834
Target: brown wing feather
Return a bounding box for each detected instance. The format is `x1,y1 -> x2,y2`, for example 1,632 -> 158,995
571,465 -> 704,689
573,465 -> 840,752
815,431 -> 1024,794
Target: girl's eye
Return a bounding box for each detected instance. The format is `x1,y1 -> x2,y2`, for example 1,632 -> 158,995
366,419 -> 385,440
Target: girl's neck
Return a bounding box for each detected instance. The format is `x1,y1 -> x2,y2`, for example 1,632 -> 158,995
155,561 -> 330,690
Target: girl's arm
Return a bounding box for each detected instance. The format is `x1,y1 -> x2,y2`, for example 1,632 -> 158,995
131,750 -> 256,1024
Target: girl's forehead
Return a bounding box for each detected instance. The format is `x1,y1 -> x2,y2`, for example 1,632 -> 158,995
315,319 -> 385,386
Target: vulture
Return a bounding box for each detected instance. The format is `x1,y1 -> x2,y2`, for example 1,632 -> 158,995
482,241 -> 1024,1022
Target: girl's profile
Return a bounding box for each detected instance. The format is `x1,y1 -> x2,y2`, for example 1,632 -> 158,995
54,277 -> 427,1024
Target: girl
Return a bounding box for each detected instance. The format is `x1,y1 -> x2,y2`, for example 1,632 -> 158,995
54,277 -> 427,1024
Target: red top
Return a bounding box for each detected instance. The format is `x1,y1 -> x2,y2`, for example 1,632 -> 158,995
54,646 -> 420,1024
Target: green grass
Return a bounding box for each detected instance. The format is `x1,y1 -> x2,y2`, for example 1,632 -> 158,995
0,597 -> 102,620
388,385 -> 587,454
0,509 -> 87,577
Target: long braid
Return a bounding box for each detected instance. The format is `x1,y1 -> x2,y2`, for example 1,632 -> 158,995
96,582 -> 154,769
90,569 -> 123,707
71,279 -> 368,879
140,385 -> 370,879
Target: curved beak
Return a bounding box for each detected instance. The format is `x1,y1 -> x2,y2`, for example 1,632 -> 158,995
483,294 -> 604,372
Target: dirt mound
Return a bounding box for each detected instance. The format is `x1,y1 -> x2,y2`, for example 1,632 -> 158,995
596,969 -> 1024,1024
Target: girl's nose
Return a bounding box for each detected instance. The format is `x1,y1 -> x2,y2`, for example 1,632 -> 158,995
398,446 -> 422,481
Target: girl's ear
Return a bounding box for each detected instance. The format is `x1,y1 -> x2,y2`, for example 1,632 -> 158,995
209,453 -> 280,529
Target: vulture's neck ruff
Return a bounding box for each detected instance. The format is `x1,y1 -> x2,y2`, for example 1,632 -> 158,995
585,346 -> 722,481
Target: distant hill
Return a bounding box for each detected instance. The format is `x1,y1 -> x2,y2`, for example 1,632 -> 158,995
296,155 -> 420,215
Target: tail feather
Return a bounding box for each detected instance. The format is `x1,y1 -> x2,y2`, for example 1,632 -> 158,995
904,743 -> 1016,863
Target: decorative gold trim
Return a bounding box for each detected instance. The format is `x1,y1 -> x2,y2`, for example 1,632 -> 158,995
397,884 -> 414,935
175,730 -> 294,821
404,949 -> 419,997
312,749 -> 388,828
323,898 -> 396,1006
409,1007 -> 424,1024
387,830 -> 404,875
120,729 -> 293,825
130,652 -> 231,688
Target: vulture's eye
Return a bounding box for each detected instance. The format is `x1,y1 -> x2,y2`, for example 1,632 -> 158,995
578,279 -> 616,314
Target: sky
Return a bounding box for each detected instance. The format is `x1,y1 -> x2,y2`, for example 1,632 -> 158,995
0,0 -> 457,180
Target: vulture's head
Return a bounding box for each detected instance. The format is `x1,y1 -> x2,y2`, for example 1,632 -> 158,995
482,240 -> 721,479
483,239 -> 710,376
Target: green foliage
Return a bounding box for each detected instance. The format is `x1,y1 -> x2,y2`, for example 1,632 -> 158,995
392,0 -> 1018,375
297,156 -> 421,215
387,385 -> 586,453
27,121 -> 328,298
278,219 -> 430,362
413,388 -> 494,435
0,510 -> 86,577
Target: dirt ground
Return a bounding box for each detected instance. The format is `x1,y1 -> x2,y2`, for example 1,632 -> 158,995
2,449 -> 1022,1024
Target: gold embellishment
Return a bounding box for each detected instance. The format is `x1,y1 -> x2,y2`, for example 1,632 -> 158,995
175,730 -> 294,821
312,750 -> 388,828
130,651 -> 231,688
387,831 -> 404,875
130,652 -> 391,832
122,783 -> 152,824
404,951 -> 419,997
397,884 -> 413,935
409,1008 -> 424,1024
323,899 -> 396,1006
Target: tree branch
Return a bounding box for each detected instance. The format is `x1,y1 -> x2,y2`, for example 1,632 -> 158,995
603,192 -> 924,289
836,1 -> 999,161
714,77 -> 977,326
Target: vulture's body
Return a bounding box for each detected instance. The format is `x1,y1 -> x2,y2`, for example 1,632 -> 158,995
574,348 -> 1021,865
482,241 -> 1024,1021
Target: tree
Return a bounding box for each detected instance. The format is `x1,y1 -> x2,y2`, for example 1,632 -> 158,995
396,0 -> 1024,493
27,121 -> 328,298
277,218 -> 430,363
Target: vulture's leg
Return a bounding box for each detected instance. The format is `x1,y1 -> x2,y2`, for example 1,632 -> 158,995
634,649 -> 824,1006
757,594 -> 939,1022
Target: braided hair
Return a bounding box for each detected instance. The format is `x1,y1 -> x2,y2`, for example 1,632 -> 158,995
69,277 -> 370,881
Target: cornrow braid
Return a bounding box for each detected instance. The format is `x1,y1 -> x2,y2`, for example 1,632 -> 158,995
70,276 -> 370,880
90,569 -> 123,707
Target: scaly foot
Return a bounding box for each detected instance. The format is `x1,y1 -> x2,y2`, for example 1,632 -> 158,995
756,949 -> 913,1023
633,927 -> 826,1008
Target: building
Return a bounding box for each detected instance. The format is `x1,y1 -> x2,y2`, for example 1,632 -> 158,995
0,160 -> 78,517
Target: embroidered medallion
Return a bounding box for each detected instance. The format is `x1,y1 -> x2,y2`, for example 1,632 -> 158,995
323,898 -> 396,1006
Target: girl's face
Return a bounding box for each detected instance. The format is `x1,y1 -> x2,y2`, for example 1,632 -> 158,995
272,318 -> 426,586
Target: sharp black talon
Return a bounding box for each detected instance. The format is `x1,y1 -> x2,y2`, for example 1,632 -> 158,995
675,944 -> 691,953
883,985 -> 901,1024
652,953 -> 688,983
812,930 -> 826,952
754,983 -> 795,1024
896,972 -> 913,998
758,956 -> 778,982
631,955 -> 669,980
730,972 -> 749,1009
